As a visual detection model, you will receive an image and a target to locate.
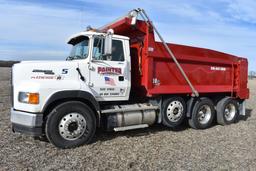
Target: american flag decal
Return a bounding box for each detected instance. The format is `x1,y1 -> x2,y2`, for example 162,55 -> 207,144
104,77 -> 116,86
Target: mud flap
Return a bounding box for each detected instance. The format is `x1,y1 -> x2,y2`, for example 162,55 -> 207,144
239,100 -> 246,116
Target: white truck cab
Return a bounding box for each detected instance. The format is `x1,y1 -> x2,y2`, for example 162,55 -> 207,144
12,31 -> 131,113
11,30 -> 147,148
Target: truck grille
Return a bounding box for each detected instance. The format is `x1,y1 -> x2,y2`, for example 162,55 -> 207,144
10,68 -> 14,107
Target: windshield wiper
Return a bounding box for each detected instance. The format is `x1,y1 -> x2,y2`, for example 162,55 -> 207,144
66,56 -> 74,61
66,55 -> 85,61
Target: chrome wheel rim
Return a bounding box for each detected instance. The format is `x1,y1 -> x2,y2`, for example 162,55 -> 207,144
166,101 -> 184,122
197,105 -> 211,124
224,103 -> 236,121
58,113 -> 86,140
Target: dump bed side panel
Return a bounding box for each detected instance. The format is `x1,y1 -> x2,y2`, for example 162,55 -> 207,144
150,58 -> 233,93
145,43 -> 249,99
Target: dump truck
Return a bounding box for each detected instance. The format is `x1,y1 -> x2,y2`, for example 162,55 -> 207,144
11,9 -> 249,148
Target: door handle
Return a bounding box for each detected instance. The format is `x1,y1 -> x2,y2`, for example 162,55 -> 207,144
118,76 -> 124,81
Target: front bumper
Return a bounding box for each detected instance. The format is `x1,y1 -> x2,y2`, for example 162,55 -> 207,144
11,108 -> 43,136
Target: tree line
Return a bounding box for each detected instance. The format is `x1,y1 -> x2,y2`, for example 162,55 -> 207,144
249,71 -> 256,80
0,60 -> 19,67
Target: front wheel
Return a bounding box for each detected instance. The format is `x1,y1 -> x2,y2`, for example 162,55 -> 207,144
45,101 -> 96,149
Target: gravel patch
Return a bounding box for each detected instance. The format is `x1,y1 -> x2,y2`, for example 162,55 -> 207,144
0,67 -> 255,170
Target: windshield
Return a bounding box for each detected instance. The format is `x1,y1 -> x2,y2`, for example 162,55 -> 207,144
67,36 -> 89,60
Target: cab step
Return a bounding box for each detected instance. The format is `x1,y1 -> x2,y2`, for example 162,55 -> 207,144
113,124 -> 149,132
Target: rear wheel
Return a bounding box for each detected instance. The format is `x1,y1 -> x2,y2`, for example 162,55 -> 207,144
188,97 -> 215,129
46,101 -> 96,149
216,97 -> 239,125
162,96 -> 186,128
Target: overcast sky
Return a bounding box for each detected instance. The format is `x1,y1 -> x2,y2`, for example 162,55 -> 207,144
0,0 -> 255,71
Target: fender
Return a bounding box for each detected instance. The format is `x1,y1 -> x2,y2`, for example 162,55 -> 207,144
42,90 -> 100,113
186,97 -> 196,117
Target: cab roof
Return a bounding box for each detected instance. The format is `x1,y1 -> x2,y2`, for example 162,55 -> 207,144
67,31 -> 129,44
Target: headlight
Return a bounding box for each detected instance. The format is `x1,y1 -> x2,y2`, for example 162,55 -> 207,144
18,92 -> 39,104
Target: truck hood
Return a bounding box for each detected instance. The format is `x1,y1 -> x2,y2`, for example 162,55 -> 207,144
13,60 -> 79,83
12,60 -> 82,112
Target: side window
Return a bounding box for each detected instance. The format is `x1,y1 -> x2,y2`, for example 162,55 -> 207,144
112,40 -> 124,61
92,37 -> 124,61
92,36 -> 105,60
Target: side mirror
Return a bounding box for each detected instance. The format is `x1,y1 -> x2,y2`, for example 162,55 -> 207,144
104,29 -> 113,55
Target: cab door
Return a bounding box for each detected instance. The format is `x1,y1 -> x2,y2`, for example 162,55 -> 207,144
89,36 -> 130,101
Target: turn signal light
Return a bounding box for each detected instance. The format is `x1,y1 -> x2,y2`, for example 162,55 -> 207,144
28,93 -> 39,104
18,92 -> 39,104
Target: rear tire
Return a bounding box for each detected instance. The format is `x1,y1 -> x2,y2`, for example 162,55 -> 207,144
188,97 -> 215,129
216,97 -> 239,125
46,101 -> 96,149
162,96 -> 186,128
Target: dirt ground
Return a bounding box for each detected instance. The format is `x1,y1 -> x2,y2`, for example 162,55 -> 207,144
0,67 -> 255,170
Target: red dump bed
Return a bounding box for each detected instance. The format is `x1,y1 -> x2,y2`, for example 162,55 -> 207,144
103,18 -> 249,99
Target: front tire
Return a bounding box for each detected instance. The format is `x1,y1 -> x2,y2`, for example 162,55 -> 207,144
46,101 -> 96,149
188,97 -> 215,129
162,96 -> 186,128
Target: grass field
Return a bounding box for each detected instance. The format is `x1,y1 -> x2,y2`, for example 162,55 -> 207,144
0,67 -> 255,170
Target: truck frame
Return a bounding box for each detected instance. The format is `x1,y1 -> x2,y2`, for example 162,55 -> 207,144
11,9 -> 249,148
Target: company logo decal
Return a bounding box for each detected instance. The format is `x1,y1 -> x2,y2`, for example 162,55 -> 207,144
210,66 -> 226,71
98,67 -> 122,75
31,75 -> 64,80
31,76 -> 56,80
104,76 -> 116,86
56,75 -> 64,80
32,69 -> 55,75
